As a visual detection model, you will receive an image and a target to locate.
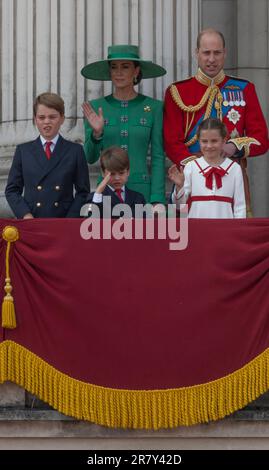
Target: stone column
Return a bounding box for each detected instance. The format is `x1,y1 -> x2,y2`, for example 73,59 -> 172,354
201,0 -> 269,216
0,0 -> 200,141
237,0 -> 269,217
0,0 -> 199,216
201,0 -> 237,72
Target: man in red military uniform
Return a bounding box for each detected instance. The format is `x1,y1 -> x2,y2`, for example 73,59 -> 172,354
163,28 -> 269,215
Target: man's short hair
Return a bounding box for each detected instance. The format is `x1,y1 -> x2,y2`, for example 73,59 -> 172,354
100,146 -> 130,173
33,93 -> 65,116
197,28 -> 225,49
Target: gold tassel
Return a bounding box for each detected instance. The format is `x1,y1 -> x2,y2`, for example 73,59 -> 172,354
2,226 -> 19,329
2,280 -> 16,329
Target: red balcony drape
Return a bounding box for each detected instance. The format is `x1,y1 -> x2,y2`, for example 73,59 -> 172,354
0,218 -> 269,428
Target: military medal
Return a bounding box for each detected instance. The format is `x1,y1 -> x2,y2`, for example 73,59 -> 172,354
239,91 -> 246,107
227,108 -> 241,125
223,92 -> 229,107
234,92 -> 240,107
228,92 -> 234,107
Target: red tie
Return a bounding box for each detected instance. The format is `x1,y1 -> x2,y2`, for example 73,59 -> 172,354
115,189 -> 124,202
204,167 -> 227,190
45,141 -> 53,159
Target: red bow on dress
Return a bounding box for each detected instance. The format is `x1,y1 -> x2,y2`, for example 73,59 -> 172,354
204,167 -> 227,190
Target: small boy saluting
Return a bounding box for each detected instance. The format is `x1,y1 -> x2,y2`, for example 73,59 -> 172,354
88,146 -> 146,217
5,92 -> 90,218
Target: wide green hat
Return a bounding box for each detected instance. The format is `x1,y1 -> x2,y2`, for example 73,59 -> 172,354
81,44 -> 166,80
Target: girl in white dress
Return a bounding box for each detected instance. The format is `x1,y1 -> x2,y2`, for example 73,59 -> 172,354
168,118 -> 246,218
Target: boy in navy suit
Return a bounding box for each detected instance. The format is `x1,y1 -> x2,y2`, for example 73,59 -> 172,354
87,146 -> 146,217
5,92 -> 90,218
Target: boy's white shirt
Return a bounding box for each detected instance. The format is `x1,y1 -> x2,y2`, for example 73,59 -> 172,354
92,185 -> 126,203
40,134 -> 59,152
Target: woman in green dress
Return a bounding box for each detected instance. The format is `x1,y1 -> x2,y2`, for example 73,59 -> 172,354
81,45 -> 166,204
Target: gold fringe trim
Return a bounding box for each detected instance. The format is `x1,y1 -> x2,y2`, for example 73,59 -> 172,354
1,226 -> 19,329
228,137 -> 261,158
170,83 -> 213,114
1,340 -> 269,429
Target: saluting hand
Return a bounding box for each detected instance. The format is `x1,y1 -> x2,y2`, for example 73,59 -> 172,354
82,102 -> 104,139
168,164 -> 185,191
95,172 -> 111,194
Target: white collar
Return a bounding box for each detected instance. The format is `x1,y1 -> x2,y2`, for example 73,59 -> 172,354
199,156 -> 234,171
40,134 -> 59,146
109,185 -> 126,193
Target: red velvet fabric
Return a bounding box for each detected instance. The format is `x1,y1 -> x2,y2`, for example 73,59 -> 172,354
1,218 -> 269,390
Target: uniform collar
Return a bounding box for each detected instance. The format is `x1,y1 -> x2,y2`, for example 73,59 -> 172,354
195,68 -> 225,87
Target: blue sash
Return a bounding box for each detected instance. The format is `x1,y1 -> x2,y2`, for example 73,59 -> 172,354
187,78 -> 248,153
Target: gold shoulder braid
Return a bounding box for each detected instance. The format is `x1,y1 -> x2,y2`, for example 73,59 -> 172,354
170,83 -> 223,147
181,155 -> 199,165
170,83 -> 212,113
